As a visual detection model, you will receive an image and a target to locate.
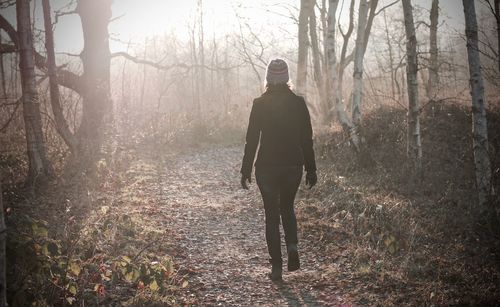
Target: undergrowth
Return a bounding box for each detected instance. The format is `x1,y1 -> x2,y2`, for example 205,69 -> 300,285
298,103 -> 500,305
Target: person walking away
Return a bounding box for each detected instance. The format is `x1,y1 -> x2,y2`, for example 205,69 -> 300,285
240,58 -> 317,281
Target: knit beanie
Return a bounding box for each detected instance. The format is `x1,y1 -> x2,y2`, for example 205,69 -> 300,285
266,58 -> 290,85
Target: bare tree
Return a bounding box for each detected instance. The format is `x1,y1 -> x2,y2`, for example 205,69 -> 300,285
325,0 -> 362,151
0,34 -> 6,97
309,1 -> 328,123
336,0 -> 355,116
17,0 -> 53,184
402,0 -> 423,179
497,0 -> 500,72
42,0 -> 78,153
297,0 -> 312,95
75,0 -> 112,160
427,0 -> 439,108
463,0 -> 492,212
0,177 -> 6,307
351,0 -> 369,129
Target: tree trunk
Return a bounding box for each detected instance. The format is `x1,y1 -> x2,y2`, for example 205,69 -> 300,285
0,179 -> 6,307
463,0 -> 492,212
139,38 -> 148,108
42,0 -> 78,153
337,0 -> 355,119
326,0 -> 359,148
297,0 -> 312,96
427,0 -> 439,109
17,0 -> 53,185
496,0 -> 500,73
351,0 -> 369,129
0,34 -> 6,97
402,0 -> 423,179
76,0 -> 112,162
383,10 -> 396,99
309,2 -> 328,123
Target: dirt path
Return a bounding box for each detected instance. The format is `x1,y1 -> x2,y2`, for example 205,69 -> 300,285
154,146 -> 351,306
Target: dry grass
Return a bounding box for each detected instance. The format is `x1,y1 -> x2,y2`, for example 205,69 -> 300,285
298,102 -> 500,305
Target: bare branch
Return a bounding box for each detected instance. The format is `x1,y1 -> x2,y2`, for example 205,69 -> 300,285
0,98 -> 20,133
0,13 -> 83,94
0,43 -> 16,54
111,52 -> 240,72
375,0 -> 399,16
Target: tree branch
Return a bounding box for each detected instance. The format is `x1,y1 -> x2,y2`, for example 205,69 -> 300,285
375,0 -> 399,16
111,52 -> 240,72
0,13 -> 83,94
0,98 -> 20,133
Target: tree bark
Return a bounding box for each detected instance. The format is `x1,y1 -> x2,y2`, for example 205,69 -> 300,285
383,10 -> 396,99
309,2 -> 328,123
42,0 -> 78,153
17,0 -> 53,185
326,0 -> 360,149
463,0 -> 492,211
402,0 -> 423,179
496,0 -> 500,72
0,14 -> 84,95
297,0 -> 312,96
351,0 -> 369,128
76,0 -> 112,161
337,0 -> 355,117
427,0 -> 439,106
0,179 -> 6,307
0,34 -> 6,97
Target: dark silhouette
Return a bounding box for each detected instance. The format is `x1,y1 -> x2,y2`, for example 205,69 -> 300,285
241,58 -> 317,281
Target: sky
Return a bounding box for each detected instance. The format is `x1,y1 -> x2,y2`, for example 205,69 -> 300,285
0,0 -> 475,54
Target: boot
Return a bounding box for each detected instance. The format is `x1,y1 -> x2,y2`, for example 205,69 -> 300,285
287,244 -> 300,271
269,264 -> 283,281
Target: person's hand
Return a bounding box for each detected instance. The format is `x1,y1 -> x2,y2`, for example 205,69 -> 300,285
241,174 -> 251,189
305,171 -> 317,189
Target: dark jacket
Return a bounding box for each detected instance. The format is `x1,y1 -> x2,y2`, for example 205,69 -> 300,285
241,85 -> 316,177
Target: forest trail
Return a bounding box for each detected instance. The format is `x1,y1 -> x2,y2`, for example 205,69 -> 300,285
152,146 -> 350,306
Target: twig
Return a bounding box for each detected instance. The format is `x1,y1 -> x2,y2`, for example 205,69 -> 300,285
132,239 -> 160,262
0,98 -> 20,133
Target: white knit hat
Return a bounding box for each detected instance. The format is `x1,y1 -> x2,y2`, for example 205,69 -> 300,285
266,58 -> 290,85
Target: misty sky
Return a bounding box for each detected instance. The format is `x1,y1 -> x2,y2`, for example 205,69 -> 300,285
0,0 -> 477,54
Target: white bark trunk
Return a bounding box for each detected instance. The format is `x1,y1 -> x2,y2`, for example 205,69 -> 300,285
463,0 -> 492,211
326,0 -> 360,150
351,0 -> 369,128
402,0 -> 423,179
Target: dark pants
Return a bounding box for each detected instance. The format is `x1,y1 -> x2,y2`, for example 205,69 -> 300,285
256,166 -> 302,266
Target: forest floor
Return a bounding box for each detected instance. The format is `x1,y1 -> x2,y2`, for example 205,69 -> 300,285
5,103 -> 500,306
153,146 -> 352,306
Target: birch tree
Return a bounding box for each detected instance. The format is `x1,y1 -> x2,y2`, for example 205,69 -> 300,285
463,0 -> 492,211
402,0 -> 423,179
326,0 -> 355,133
17,0 -> 53,184
351,0 -> 369,128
